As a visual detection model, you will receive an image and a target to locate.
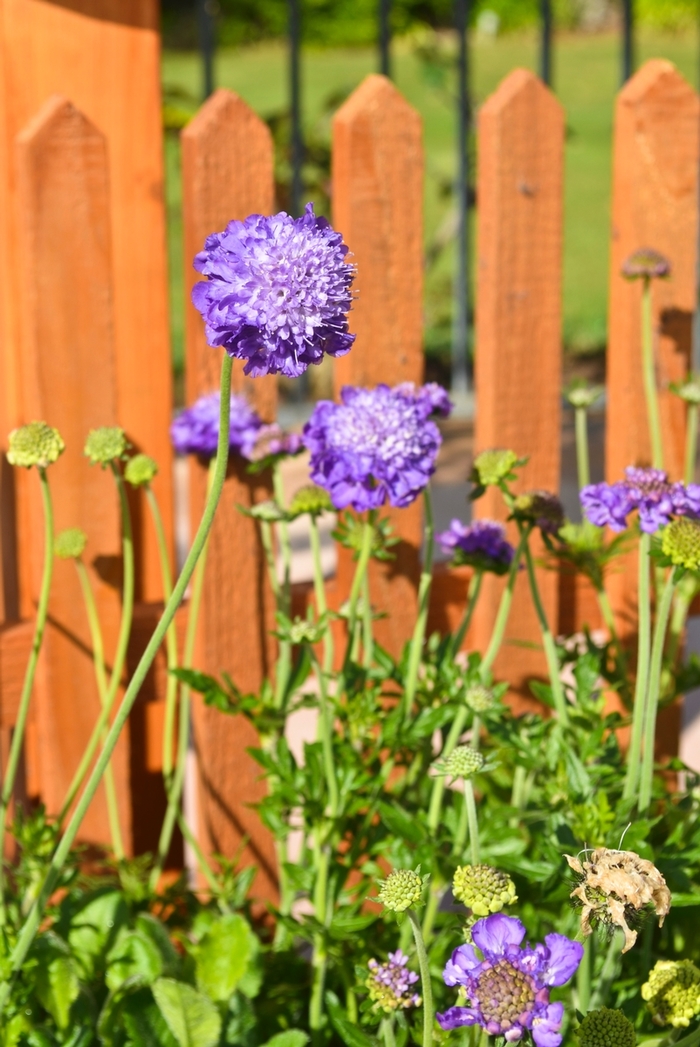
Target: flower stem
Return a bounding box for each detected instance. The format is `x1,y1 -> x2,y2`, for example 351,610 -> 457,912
273,463 -> 292,708
589,929 -> 624,1010
638,568 -> 678,812
402,487 -> 435,719
309,513 -> 334,673
596,584 -> 631,705
463,778 -> 480,865
380,1016 -> 397,1047
641,277 -> 664,471
362,575 -> 374,669
452,570 -> 482,658
574,406 -> 591,489
523,535 -> 568,726
310,648 -> 339,819
175,809 -> 231,914
480,526 -> 529,677
623,532 -> 652,802
577,936 -> 592,1014
0,354 -> 234,1004
0,468 -> 54,925
685,402 -> 699,485
346,517 -> 374,661
408,909 -> 434,1047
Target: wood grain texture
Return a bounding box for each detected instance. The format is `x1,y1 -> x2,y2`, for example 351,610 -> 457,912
473,69 -> 564,691
181,89 -> 278,899
0,0 -> 173,609
15,96 -> 130,847
331,75 -> 424,656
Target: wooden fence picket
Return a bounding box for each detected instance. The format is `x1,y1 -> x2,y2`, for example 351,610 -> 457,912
331,74 -> 424,656
473,69 -> 564,697
15,96 -> 129,846
181,90 -> 278,898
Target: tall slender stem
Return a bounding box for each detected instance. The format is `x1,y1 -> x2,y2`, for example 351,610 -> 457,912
574,406 -> 591,489
641,278 -> 664,470
176,809 -> 231,914
408,910 -> 434,1047
481,527 -> 529,677
463,778 -> 480,865
309,513 -> 334,673
596,584 -> 631,704
685,402 -> 699,485
590,930 -> 624,1010
273,464 -> 293,708
623,532 -> 652,802
523,536 -> 568,726
346,517 -> 374,661
402,487 -> 435,718
361,575 -> 374,669
0,354 -> 233,1004
577,936 -> 592,1013
310,649 -> 339,819
638,568 -> 677,812
452,570 -> 482,658
0,469 -> 54,923
380,1017 -> 397,1047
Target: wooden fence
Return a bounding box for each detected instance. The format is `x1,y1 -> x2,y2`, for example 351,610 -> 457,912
0,2 -> 698,893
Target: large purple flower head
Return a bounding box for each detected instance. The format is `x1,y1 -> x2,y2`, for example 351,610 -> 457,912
171,392 -> 264,459
303,383 -> 442,511
438,519 -> 514,575
437,914 -> 583,1047
192,203 -> 355,378
581,466 -> 700,534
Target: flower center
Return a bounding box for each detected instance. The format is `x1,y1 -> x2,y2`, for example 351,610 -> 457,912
474,959 -> 536,1032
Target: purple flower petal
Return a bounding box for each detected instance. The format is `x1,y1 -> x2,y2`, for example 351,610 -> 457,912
531,1002 -> 564,1047
437,1007 -> 480,1031
443,944 -> 481,986
472,914 -> 527,959
541,935 -> 584,986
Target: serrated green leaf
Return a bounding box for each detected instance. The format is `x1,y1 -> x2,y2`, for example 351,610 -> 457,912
152,978 -> 221,1047
64,890 -> 127,978
262,1032 -> 310,1047
33,938 -> 80,1030
106,928 -> 164,990
194,912 -> 252,1002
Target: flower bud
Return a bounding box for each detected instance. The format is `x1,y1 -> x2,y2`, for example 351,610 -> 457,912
661,517 -> 700,571
288,484 -> 333,519
564,380 -> 604,410
621,248 -> 671,281
444,746 -> 484,779
452,864 -> 517,916
124,453 -> 159,487
670,375 -> 700,405
378,869 -> 426,913
577,1008 -> 636,1047
471,449 -> 519,487
642,960 -> 700,1028
54,528 -> 88,560
7,422 -> 65,470
513,490 -> 565,535
465,684 -> 495,713
84,427 -> 128,467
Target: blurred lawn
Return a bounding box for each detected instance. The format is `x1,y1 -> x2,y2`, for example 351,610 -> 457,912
162,29 -> 699,383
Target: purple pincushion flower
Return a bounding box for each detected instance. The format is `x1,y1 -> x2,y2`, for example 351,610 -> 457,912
303,383 -> 442,511
581,466 -> 700,534
171,392 -> 264,459
396,381 -> 454,418
437,914 -> 583,1047
191,203 -> 355,378
580,482 -> 632,532
438,519 -> 514,575
366,950 -> 421,1013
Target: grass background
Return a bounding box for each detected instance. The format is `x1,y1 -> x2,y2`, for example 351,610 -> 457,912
162,28 -> 699,390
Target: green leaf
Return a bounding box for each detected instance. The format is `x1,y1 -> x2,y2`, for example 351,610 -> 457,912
152,978 -> 222,1047
64,889 -> 128,978
377,801 -> 425,845
194,913 -> 252,1002
326,991 -> 375,1047
669,893 -> 700,907
33,934 -> 80,1031
262,1032 -> 310,1047
106,928 -> 165,990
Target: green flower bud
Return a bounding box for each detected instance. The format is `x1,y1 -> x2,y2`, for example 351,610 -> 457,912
465,684 -> 494,714
564,380 -> 604,411
54,528 -> 88,560
642,960 -> 700,1028
559,520 -> 605,554
513,490 -> 565,535
661,517 -> 700,571
279,615 -> 326,646
7,422 -> 65,470
577,1008 -> 636,1047
288,484 -> 333,519
471,449 -> 519,487
378,869 -> 426,913
452,864 -> 517,917
670,375 -> 700,405
245,499 -> 287,523
84,427 -> 128,467
124,453 -> 158,487
621,248 -> 671,281
444,746 -> 484,779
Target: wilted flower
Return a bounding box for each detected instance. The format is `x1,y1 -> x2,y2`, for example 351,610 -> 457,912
304,384 -> 441,512
287,484 -> 333,519
513,490 -> 565,535
84,427 -> 128,467
192,203 -> 355,378
642,959 -> 700,1028
565,848 -> 671,953
378,869 -> 426,913
171,392 -> 263,460
452,865 -> 517,917
577,1008 -> 636,1047
124,454 -> 159,488
395,380 -> 453,418
471,448 -> 521,488
55,528 -> 87,560
437,519 -> 515,575
366,950 -> 421,1013
621,248 -> 671,281
661,517 -> 700,571
437,913 -> 583,1046
7,423 -> 65,470
581,467 -> 700,534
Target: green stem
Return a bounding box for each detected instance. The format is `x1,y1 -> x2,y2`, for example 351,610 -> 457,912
362,575 -> 373,670
427,708 -> 467,834
574,406 -> 591,489
309,514 -> 334,674
577,936 -> 592,1013
638,568 -> 677,812
310,831 -> 331,1037
589,929 -> 624,1010
402,488 -> 435,719
60,464 -> 135,822
0,354 -> 234,1005
523,535 -> 569,726
641,278 -> 664,470
623,532 -> 652,802
596,584 -> 631,705
346,517 -> 374,661
311,649 -> 339,819
481,526 -> 529,677
452,570 -> 482,658
380,1016 -> 397,1047
272,464 -> 293,709
408,909 -> 434,1047
464,778 -> 480,864
176,810 -> 231,914
74,561 -> 124,860
260,520 -> 281,603
0,469 -> 54,924
685,402 -> 698,485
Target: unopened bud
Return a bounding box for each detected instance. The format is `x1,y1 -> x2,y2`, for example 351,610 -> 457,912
621,248 -> 671,281
452,864 -> 517,916
124,453 -> 158,487
662,517 -> 700,571
378,869 -> 426,913
55,528 -> 87,560
444,746 -> 484,779
84,427 -> 128,467
7,422 -> 65,469
642,960 -> 700,1028
577,1008 -> 636,1047
288,484 -> 333,519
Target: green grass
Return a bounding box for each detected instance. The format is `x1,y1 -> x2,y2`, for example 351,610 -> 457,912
162,28 -> 699,380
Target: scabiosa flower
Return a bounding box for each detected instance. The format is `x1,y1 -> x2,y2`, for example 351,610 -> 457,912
577,1008 -> 636,1047
171,392 -> 264,460
452,865 -> 517,917
55,528 -> 88,560
378,869 -> 426,913
366,950 -> 421,1013
437,913 -> 583,1047
192,204 -> 355,378
84,427 -> 128,467
396,381 -> 454,418
662,517 -> 700,571
304,384 -> 441,512
513,490 -> 565,535
437,519 -> 515,575
7,422 -> 65,470
581,467 -> 700,534
642,960 -> 700,1028
621,248 -> 671,281
248,423 -> 304,464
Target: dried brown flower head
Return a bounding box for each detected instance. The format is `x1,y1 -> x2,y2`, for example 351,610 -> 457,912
565,847 -> 670,953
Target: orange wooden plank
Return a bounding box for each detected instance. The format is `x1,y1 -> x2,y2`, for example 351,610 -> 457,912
0,0 -> 172,610
181,89 -> 278,899
473,69 -> 564,690
331,75 -> 424,657
0,620 -> 32,727
15,96 -> 130,848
